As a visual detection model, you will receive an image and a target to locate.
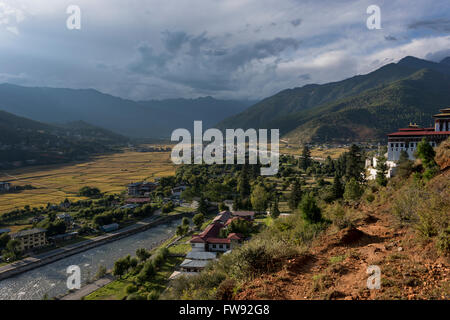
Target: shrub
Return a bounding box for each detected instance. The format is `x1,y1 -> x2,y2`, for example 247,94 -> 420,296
125,284 -> 138,294
343,178 -> 364,201
216,279 -> 236,300
437,227 -> 450,255
299,194 -> 322,224
325,203 -> 352,229
126,293 -> 146,300
147,291 -> 160,300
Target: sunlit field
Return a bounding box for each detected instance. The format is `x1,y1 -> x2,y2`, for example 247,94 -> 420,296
279,142 -> 347,160
0,147 -> 175,214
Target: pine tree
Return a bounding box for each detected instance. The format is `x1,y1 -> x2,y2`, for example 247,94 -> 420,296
238,164 -> 251,198
299,194 -> 322,223
198,196 -> 208,215
416,138 -> 439,180
299,145 -> 311,171
344,144 -> 365,182
331,174 -> 344,199
271,197 -> 280,218
396,150 -> 413,178
375,155 -> 388,187
288,179 -> 302,210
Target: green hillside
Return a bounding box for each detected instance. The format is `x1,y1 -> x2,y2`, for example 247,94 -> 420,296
281,68 -> 450,143
0,110 -> 128,169
217,56 -> 450,143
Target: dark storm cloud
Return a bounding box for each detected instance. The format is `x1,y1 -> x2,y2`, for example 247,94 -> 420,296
408,18 -> 450,32
161,31 -> 190,53
384,35 -> 397,41
290,18 -> 302,27
128,33 -> 301,92
298,73 -> 311,80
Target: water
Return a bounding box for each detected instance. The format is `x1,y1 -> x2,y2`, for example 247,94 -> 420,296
0,218 -> 181,300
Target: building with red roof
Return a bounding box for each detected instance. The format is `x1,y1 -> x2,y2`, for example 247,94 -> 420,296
190,213 -> 246,252
387,107 -> 450,161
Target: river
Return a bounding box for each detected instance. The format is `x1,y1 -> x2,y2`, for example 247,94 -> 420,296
0,218 -> 182,300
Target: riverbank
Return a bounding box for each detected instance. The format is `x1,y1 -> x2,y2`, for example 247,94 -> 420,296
0,212 -> 194,281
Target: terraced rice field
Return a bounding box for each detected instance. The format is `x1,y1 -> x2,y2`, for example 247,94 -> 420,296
0,147 -> 175,214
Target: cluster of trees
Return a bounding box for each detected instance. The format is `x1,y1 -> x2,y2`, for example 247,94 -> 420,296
78,186 -> 102,198
112,247 -> 170,300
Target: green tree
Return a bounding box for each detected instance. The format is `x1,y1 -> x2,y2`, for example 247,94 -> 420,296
396,150 -> 413,179
113,257 -> 130,279
331,174 -> 344,200
182,217 -> 190,227
0,233 -> 11,249
250,184 -> 269,213
136,248 -> 151,262
271,197 -> 280,219
288,180 -> 302,210
238,165 -> 251,198
299,194 -> 322,223
95,265 -> 107,279
344,144 -> 365,182
192,213 -> 205,230
198,196 -> 208,215
137,260 -> 155,283
2,239 -> 21,261
416,138 -> 439,180
299,145 -> 311,171
375,155 -> 388,187
343,178 -> 364,201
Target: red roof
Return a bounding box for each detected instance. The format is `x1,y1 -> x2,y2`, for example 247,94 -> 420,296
199,222 -> 222,238
227,233 -> 243,240
388,130 -> 450,137
190,236 -> 206,243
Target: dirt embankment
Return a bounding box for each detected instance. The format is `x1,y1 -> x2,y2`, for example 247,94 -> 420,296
235,173 -> 449,300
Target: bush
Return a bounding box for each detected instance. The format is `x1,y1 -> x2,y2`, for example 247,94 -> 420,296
437,227 -> 450,255
126,293 -> 146,300
216,279 -> 237,300
125,284 -> 138,294
299,194 -> 322,224
343,178 -> 364,201
147,291 -> 160,300
325,203 -> 352,229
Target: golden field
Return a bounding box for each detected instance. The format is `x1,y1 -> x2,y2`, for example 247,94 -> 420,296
0,147 -> 176,214
279,142 -> 347,159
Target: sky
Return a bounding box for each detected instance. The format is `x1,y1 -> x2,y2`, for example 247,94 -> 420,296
0,0 -> 449,101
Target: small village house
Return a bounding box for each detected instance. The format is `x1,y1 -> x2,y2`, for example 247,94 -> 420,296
100,223 -> 119,232
0,181 -> 11,192
127,181 -> 158,196
11,228 -> 47,252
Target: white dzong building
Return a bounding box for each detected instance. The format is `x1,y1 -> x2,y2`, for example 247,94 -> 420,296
387,107 -> 450,161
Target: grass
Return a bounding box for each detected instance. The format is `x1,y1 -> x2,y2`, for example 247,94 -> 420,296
85,254 -> 188,300
329,255 -> 346,265
279,143 -> 347,160
163,206 -> 196,216
0,147 -> 175,215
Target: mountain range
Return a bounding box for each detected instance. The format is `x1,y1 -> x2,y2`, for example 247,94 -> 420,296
0,85 -> 254,138
217,56 -> 450,143
1,55 -> 449,147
